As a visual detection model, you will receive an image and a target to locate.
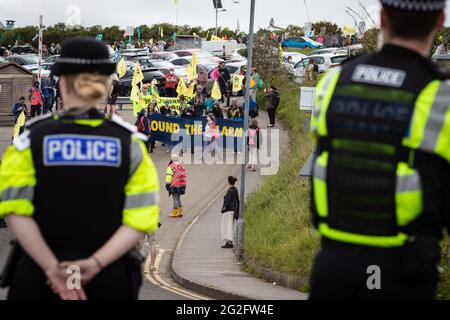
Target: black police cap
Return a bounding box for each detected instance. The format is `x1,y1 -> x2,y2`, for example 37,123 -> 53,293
380,0 -> 446,12
52,38 -> 116,76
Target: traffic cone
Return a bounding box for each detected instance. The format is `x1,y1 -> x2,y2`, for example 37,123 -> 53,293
177,207 -> 184,218
169,208 -> 178,218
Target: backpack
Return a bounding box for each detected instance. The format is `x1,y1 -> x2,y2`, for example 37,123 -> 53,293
258,78 -> 264,89
272,93 -> 280,108
136,116 -> 146,133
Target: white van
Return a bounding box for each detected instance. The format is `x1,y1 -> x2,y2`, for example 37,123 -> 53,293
202,40 -> 239,59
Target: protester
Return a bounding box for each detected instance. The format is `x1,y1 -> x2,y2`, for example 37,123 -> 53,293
305,58 -> 318,82
166,153 -> 187,218
136,108 -> 152,152
217,62 -> 231,105
265,85 -> 280,128
221,176 -> 240,249
250,67 -> 261,101
212,102 -> 224,119
12,96 -> 28,122
29,81 -> 44,118
227,99 -> 244,120
165,69 -> 178,97
41,76 -> 54,114
247,119 -> 261,172
105,73 -> 120,117
202,114 -> 221,160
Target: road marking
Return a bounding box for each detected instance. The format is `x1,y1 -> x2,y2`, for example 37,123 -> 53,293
143,249 -> 209,300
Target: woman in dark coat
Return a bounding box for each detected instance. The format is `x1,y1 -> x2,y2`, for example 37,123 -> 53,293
221,176 -> 240,249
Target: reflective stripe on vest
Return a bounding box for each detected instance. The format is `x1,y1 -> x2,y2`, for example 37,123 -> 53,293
312,152 -> 328,218
404,80 -> 450,163
312,68 -> 341,137
312,156 -> 421,247
396,162 -> 422,227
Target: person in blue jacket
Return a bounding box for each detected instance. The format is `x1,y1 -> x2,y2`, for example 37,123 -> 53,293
12,97 -> 28,123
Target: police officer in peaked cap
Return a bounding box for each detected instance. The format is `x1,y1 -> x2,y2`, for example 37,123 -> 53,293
309,0 -> 450,299
0,38 -> 160,300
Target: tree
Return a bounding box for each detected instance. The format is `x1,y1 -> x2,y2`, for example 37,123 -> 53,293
312,21 -> 342,35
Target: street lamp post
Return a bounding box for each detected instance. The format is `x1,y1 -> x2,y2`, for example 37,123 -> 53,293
215,8 -> 227,35
235,0 -> 256,259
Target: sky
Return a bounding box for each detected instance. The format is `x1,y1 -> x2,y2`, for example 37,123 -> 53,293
0,0 -> 449,31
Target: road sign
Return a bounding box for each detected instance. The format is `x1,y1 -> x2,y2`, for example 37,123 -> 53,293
300,87 -> 315,112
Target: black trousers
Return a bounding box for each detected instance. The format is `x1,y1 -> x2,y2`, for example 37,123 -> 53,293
309,246 -> 439,300
7,252 -> 141,300
268,108 -> 276,126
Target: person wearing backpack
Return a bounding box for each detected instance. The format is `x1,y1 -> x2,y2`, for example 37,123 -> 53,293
135,108 -> 151,152
166,153 -> 187,218
265,85 -> 280,128
247,119 -> 262,172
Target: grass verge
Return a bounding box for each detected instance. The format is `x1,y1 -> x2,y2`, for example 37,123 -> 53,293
244,79 -> 450,299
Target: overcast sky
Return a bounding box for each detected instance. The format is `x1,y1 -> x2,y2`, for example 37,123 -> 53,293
1,0 -> 449,31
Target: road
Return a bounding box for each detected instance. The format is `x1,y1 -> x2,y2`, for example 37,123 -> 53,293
0,109 -> 240,300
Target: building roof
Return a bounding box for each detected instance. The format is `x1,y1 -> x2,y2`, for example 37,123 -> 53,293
0,62 -> 33,75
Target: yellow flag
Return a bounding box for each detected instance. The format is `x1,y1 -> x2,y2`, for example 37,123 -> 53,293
185,82 -> 196,98
132,63 -> 144,86
117,58 -> 126,79
177,78 -> 187,96
160,26 -> 164,38
151,80 -> 160,99
186,53 -> 198,81
130,84 -> 141,102
211,35 -> 222,41
13,111 -> 26,139
211,81 -> 222,100
232,75 -> 245,93
250,78 -> 257,88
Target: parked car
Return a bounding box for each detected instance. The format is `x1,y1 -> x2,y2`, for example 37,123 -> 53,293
45,54 -> 60,65
117,68 -> 166,97
224,60 -> 247,76
308,48 -> 342,56
282,36 -> 323,49
282,52 -> 307,65
170,56 -> 218,76
173,49 -> 223,63
148,52 -> 179,61
11,45 -> 34,55
294,54 -> 348,79
120,48 -> 149,56
5,54 -> 39,71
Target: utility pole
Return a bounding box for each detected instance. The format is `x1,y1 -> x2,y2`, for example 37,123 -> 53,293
235,0 -> 256,259
38,15 -> 43,89
215,6 -> 218,35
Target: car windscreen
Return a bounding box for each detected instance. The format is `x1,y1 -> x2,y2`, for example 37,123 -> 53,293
175,51 -> 191,57
331,56 -> 348,64
226,66 -> 239,74
22,56 -> 39,65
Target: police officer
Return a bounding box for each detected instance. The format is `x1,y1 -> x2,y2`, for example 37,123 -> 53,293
0,38 -> 160,300
310,0 -> 450,299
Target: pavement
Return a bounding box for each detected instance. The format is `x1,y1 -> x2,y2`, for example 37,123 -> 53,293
171,111 -> 309,300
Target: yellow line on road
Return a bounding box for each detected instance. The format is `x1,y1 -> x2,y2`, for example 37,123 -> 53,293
143,249 -> 209,300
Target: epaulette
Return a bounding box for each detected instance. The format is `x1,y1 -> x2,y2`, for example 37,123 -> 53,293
110,114 -> 138,133
25,113 -> 54,129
